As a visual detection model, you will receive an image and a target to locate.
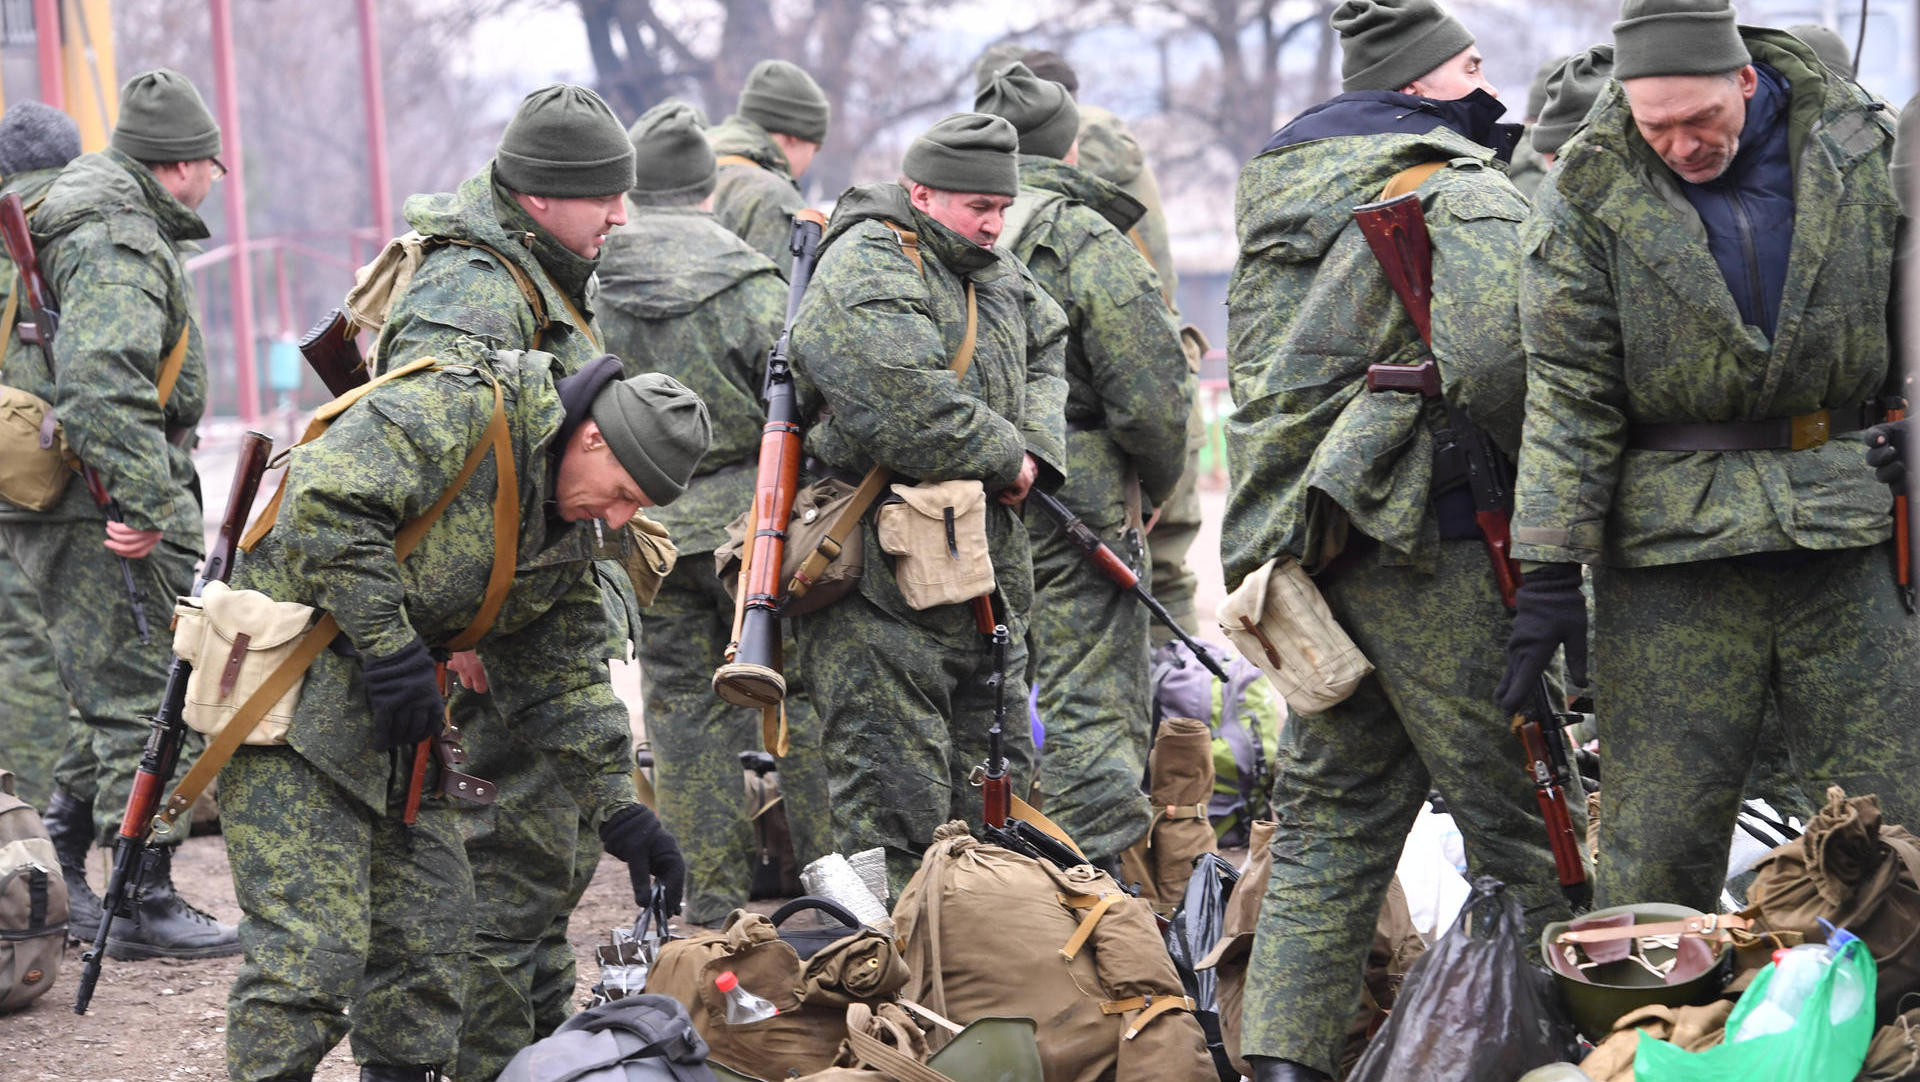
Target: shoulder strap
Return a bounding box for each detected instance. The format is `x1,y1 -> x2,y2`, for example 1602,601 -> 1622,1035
880,219 -> 926,275
154,324 -> 190,409
714,153 -> 759,170
1380,161 -> 1447,200
437,238 -> 600,353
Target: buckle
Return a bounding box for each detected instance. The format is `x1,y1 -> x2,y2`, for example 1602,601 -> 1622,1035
1790,409 -> 1831,451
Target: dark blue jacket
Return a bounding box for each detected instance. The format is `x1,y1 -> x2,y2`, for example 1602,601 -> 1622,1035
1262,88 -> 1521,160
1679,63 -> 1795,338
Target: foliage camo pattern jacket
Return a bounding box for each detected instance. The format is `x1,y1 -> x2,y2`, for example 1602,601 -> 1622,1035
1004,154 -> 1192,510
791,182 -> 1069,621
707,115 -> 807,276
0,149 -> 209,535
235,352 -> 636,818
1512,29 -> 1901,568
1076,103 -> 1179,311
596,202 -> 787,555
1221,128 -> 1530,590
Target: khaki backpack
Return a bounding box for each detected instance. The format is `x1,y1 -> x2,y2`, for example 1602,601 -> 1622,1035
0,769 -> 67,1012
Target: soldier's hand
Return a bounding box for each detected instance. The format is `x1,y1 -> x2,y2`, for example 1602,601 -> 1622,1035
998,453 -> 1040,506
1867,419 -> 1909,495
1495,563 -> 1588,715
360,637 -> 445,750
599,802 -> 686,913
104,521 -> 164,559
447,650 -> 490,693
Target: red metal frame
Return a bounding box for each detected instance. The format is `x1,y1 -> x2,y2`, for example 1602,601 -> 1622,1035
33,0 -> 62,109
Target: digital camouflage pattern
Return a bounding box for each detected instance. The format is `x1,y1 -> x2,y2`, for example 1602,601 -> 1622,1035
1507,134 -> 1549,200
1004,154 -> 1191,861
596,203 -> 832,925
789,182 -> 1067,888
1240,540 -> 1580,1076
1224,125 -> 1564,1078
227,352 -> 637,1077
0,150 -> 209,843
1591,547 -> 1920,911
707,115 -> 807,275
1222,128 -> 1529,588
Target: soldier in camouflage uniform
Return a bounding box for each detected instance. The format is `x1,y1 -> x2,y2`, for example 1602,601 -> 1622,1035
1506,57 -> 1561,200
1221,3 -> 1574,1078
1502,2 -> 1918,914
0,102 -> 82,813
975,65 -> 1193,867
789,113 -> 1068,896
706,60 -> 830,275
0,71 -> 239,960
224,355 -> 703,1082
597,100 -> 833,926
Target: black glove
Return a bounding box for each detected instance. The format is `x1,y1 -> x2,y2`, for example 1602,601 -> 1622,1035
360,637 -> 444,751
1495,563 -> 1588,715
1867,419 -> 1910,495
599,803 -> 686,914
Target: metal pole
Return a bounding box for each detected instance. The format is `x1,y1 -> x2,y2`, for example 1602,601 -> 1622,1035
356,0 -> 394,239
34,0 -> 63,109
208,0 -> 259,424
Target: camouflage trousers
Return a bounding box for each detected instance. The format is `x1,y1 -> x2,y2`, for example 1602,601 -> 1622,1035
223,744 -> 472,1079
451,690 -> 604,1082
640,556 -> 830,925
0,539 -> 74,806
1592,543 -> 1920,912
1027,507 -> 1153,863
1145,407 -> 1206,642
0,517 -> 198,842
795,591 -> 1035,898
1241,538 -> 1577,1078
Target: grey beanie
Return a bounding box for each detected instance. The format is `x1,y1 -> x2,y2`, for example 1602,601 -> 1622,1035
628,100 -> 715,206
494,84 -> 636,198
1894,92 -> 1919,214
1533,45 -> 1614,155
972,43 -> 1030,93
1526,56 -> 1563,120
974,63 -> 1081,160
737,60 -> 830,145
590,372 -> 712,506
1612,0 -> 1751,80
1333,0 -> 1477,93
1788,23 -> 1854,79
0,102 -> 80,175
110,69 -> 221,163
902,113 -> 1020,197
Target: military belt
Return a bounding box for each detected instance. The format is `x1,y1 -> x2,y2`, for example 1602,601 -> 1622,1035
1626,403 -> 1875,452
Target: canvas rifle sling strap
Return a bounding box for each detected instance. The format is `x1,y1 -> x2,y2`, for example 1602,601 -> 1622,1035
714,154 -> 760,170
151,357 -> 519,835
1381,161 -> 1447,199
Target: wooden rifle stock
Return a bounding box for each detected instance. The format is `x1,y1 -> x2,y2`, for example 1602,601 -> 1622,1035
75,430 -> 275,1014
714,209 -> 827,711
1514,676 -> 1591,910
298,307 -> 371,395
1886,397 -> 1914,612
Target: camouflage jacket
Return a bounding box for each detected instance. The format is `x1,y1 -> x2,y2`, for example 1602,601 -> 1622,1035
1221,127 -> 1530,589
708,116 -> 806,275
1513,29 -> 1899,568
791,182 -> 1068,620
597,203 -> 786,554
1004,155 -> 1191,512
1507,135 -> 1549,201
236,352 -> 635,821
0,149 -> 209,535
1077,104 -> 1178,312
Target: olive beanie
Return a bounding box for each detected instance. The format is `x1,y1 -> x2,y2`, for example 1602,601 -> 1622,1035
591,372 -> 712,506
1333,0 -> 1476,93
972,43 -> 1031,93
1526,56 -> 1563,120
974,63 -> 1081,161
737,60 -> 830,145
111,69 -> 221,163
901,113 -> 1020,197
1533,45 -> 1614,155
495,84 -> 636,198
628,100 -> 716,205
1612,0 -> 1750,80
1787,23 -> 1854,80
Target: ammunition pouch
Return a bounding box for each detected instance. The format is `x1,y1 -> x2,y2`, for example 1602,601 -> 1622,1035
876,479 -> 994,611
622,514 -> 678,607
171,581 -> 320,746
716,476 -> 865,617
0,386 -> 73,510
1218,555 -> 1373,715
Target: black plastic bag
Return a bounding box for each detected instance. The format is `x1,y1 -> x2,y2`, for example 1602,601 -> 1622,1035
1348,876 -> 1579,1082
1167,852 -> 1240,1082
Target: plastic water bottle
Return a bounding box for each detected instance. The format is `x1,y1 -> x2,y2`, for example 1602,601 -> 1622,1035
1731,927 -> 1866,1042
714,970 -> 778,1024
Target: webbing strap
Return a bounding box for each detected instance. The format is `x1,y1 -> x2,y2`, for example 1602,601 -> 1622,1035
154,325 -> 190,408
1010,791 -> 1084,859
881,220 -> 926,275
843,1004 -> 948,1082
0,282 -> 17,372
714,153 -> 759,170
1380,161 -> 1447,200
759,698 -> 790,758
1058,891 -> 1121,961
1099,994 -> 1198,1039
1160,802 -> 1208,821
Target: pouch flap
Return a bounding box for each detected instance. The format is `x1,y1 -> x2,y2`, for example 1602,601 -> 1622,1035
888,479 -> 986,519
197,580 -> 317,649
1218,557 -> 1277,628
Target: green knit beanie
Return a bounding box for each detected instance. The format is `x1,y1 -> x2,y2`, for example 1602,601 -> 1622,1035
628,100 -> 715,206
974,63 -> 1080,161
902,113 -> 1020,197
1526,56 -> 1563,120
972,43 -> 1030,93
590,372 -> 712,506
110,69 -> 221,164
737,60 -> 830,145
1332,0 -> 1476,93
1612,0 -> 1750,80
1787,23 -> 1854,79
495,84 -> 636,198
1532,45 -> 1614,155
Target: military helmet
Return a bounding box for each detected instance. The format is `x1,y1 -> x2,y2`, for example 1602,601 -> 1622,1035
1542,902 -> 1734,1041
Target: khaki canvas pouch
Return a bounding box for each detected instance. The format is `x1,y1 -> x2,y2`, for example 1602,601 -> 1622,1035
875,479 -> 993,611
0,383 -> 73,511
716,476 -> 865,617
798,927 -> 911,1008
0,770 -> 67,1013
622,514 -> 678,607
1218,555 -> 1372,715
171,580 -> 318,746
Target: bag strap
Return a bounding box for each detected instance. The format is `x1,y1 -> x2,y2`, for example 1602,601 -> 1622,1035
714,153 -> 759,170
843,1003 -> 949,1082
1056,890 -> 1123,962
436,238 -> 601,354
1379,161 -> 1447,200
1099,993 -> 1198,1040
153,324 -> 190,409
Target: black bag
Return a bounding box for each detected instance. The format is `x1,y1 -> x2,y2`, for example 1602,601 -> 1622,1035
1348,877 -> 1578,1082
769,896 -> 863,960
497,993 -> 715,1082
1167,853 -> 1241,1082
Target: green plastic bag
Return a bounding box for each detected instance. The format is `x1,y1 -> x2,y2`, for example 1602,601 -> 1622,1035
1634,939 -> 1876,1082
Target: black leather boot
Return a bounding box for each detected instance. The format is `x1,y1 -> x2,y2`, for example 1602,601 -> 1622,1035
102,845 -> 241,960
1248,1055 -> 1333,1082
42,787 -> 103,942
360,1064 -> 443,1081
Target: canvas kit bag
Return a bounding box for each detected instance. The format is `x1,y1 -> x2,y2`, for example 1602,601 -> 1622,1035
0,769 -> 67,1013
1217,555 -> 1372,715
876,479 -> 994,611
716,475 -> 865,618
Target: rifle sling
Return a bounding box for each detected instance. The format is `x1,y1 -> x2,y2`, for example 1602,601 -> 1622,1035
159,361 -> 519,833
1381,161 -> 1446,199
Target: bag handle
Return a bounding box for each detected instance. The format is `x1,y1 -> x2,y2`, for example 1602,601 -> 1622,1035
843,1003 -> 950,1082
770,895 -> 865,931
